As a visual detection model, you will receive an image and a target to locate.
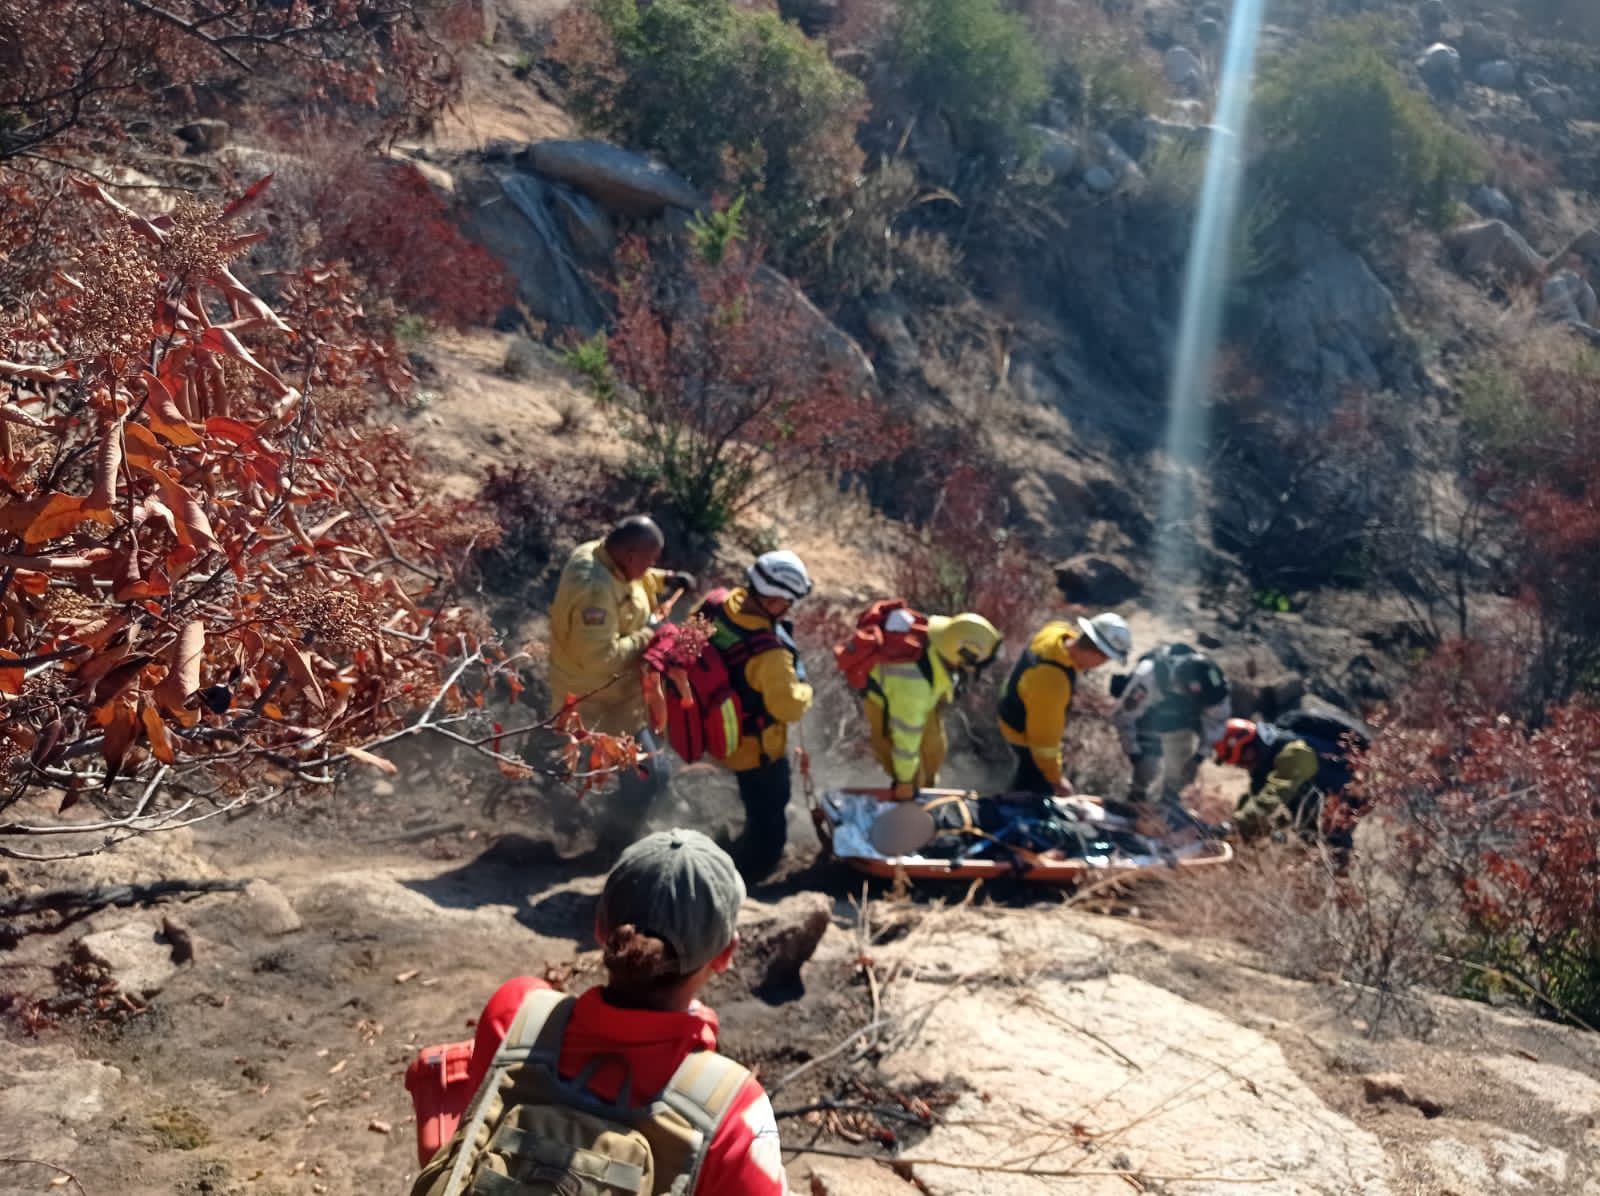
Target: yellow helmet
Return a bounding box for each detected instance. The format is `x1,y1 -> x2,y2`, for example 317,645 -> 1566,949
928,613 -> 1002,670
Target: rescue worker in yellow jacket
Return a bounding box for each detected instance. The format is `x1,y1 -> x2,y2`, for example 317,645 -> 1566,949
548,516 -> 695,736
998,613 -> 1132,795
865,613 -> 1003,799
696,551 -> 816,882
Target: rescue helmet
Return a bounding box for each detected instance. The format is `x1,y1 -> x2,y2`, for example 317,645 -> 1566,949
1076,612 -> 1132,664
1215,718 -> 1260,766
747,550 -> 814,602
928,613 -> 1003,671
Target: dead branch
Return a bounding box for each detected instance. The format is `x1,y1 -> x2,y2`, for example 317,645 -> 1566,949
0,877 -> 248,918
0,1159 -> 87,1196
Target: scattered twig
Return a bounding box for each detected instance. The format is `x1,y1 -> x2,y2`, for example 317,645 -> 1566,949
0,1158 -> 87,1196
773,1101 -> 932,1125
780,1144 -> 1274,1183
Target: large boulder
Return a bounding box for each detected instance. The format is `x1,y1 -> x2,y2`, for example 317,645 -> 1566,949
546,184 -> 615,264
1529,87 -> 1571,122
1164,45 -> 1206,93
753,267 -> 877,397
1542,270 -> 1598,325
522,140 -> 703,217
1254,223 -> 1413,407
1456,21 -> 1510,65
1468,184 -> 1516,223
175,118 -> 229,153
1028,125 -> 1080,179
457,166 -> 609,333
1555,227 -> 1600,270
76,922 -> 179,997
1054,553 -> 1142,606
1445,219 -> 1546,284
1090,131 -> 1143,190
735,892 -> 832,998
1474,60 -> 1518,91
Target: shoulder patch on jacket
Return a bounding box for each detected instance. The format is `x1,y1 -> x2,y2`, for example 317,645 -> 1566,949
581,606 -> 608,627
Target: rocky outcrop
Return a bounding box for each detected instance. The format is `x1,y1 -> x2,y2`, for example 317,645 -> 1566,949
1029,124 -> 1080,180
1163,45 -> 1206,93
1055,553 -> 1142,606
1254,223 -> 1415,408
753,266 -> 878,397
1474,60 -> 1518,91
175,119 -> 229,153
1542,270 -> 1598,325
736,892 -> 833,999
1445,219 -> 1546,284
76,922 -> 180,997
522,139 -> 703,217
457,166 -> 609,333
1468,185 -> 1516,223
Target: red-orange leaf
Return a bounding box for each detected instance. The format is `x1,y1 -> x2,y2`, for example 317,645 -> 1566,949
144,372 -> 201,446
101,701 -> 139,775
86,417 -> 122,517
24,493 -> 89,547
91,653 -> 155,707
205,416 -> 259,445
12,569 -> 49,596
140,703 -> 176,765
221,172 -> 274,220
123,421 -> 167,471
153,468 -> 220,555
156,619 -> 205,714
0,649 -> 21,695
284,642 -> 325,710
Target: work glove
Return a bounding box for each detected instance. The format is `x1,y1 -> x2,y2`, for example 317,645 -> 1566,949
663,570 -> 697,594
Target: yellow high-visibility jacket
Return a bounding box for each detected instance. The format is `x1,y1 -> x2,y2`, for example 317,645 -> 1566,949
548,539 -> 666,735
864,651 -> 953,786
701,587 -> 813,773
997,622 -> 1082,786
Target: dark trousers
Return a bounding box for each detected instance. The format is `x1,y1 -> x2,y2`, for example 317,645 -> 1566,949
734,756 -> 792,882
1008,747 -> 1055,796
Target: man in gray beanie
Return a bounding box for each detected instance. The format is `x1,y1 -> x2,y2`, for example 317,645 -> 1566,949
407,830 -> 789,1194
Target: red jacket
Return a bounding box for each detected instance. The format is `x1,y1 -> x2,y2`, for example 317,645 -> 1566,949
418,977 -> 787,1195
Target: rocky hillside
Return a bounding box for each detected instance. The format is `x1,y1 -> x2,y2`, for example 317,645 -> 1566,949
5,0 -> 1600,1191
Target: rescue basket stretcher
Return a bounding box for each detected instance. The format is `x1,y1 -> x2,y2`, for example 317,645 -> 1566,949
813,786 -> 1233,883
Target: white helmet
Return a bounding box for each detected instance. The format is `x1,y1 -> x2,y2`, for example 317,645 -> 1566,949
747,550 -> 813,602
1077,612 -> 1132,665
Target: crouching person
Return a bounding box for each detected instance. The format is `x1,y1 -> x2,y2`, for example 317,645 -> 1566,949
407,830 -> 788,1194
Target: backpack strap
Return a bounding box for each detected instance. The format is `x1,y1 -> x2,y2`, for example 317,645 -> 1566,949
656,1050 -> 751,1195
439,989 -> 573,1196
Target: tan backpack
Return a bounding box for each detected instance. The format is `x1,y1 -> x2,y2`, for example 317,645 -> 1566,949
411,989 -> 751,1196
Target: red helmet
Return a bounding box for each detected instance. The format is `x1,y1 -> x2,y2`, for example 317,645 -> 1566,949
1215,718 -> 1259,767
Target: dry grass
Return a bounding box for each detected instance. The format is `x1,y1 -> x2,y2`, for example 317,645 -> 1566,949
1139,826 -> 1461,1038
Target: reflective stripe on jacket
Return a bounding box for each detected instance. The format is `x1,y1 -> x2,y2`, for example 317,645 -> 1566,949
865,652 -> 952,784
